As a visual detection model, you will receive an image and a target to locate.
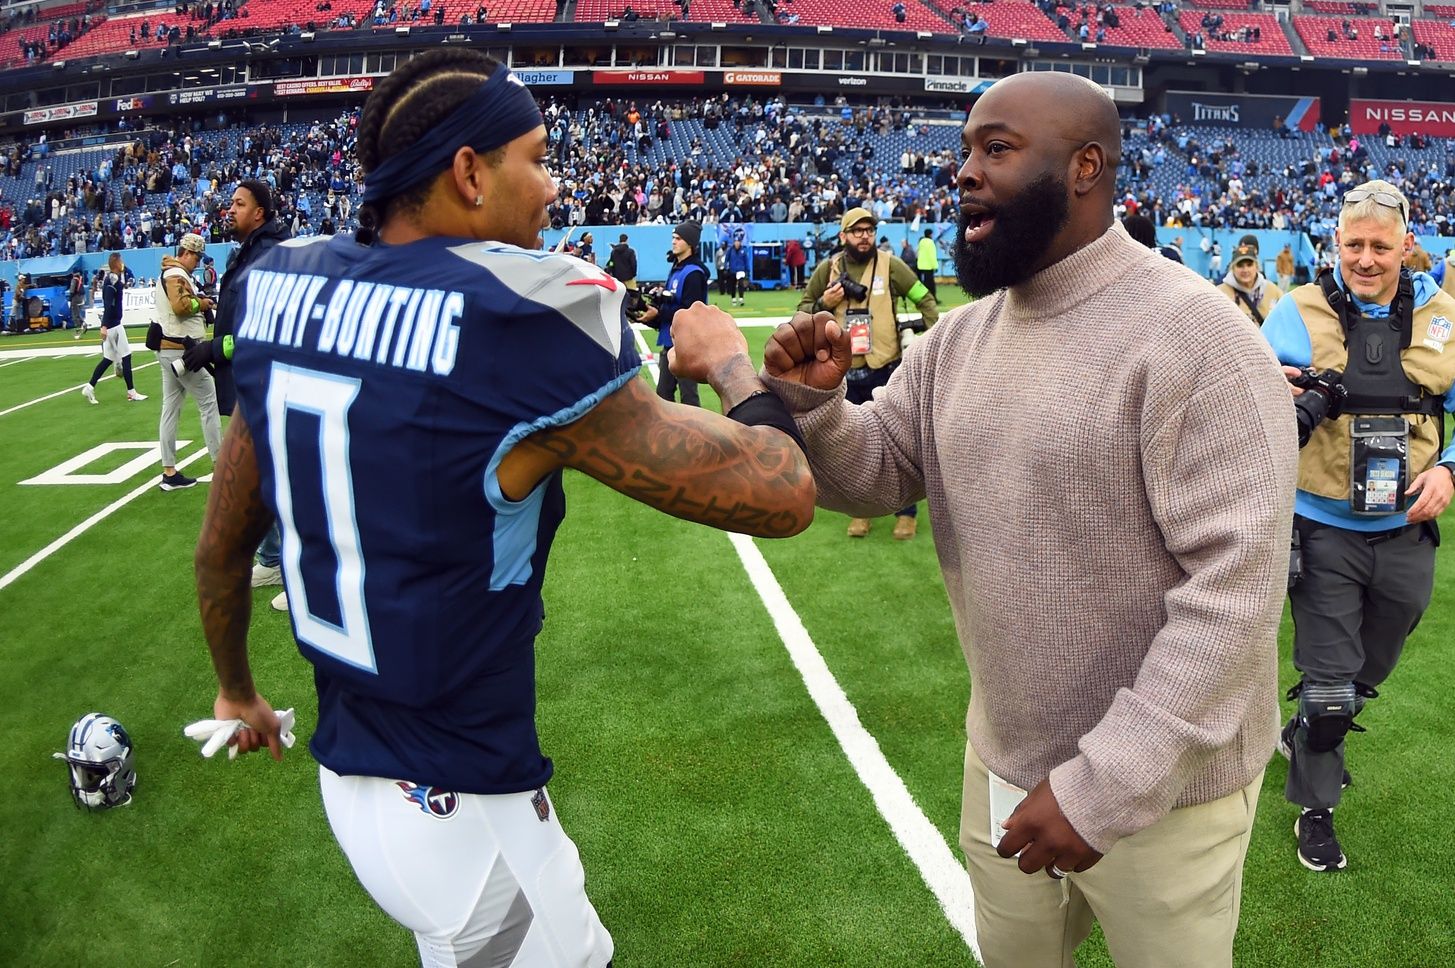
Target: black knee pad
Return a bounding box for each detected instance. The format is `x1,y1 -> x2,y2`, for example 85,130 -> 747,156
1300,681 -> 1358,754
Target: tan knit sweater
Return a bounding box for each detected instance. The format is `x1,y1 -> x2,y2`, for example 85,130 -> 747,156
763,222 -> 1298,852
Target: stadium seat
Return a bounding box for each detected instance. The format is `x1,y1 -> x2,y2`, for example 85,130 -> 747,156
1176,10 -> 1293,54
946,0 -> 1070,42
770,0 -> 953,33
1411,17 -> 1455,61
1090,6 -> 1182,49
1292,14 -> 1405,58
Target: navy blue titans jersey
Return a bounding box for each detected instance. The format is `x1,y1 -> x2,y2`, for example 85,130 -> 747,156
232,233 -> 641,794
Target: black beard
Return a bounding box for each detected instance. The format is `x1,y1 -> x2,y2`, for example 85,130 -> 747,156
954,173 -> 1070,297
843,243 -> 874,264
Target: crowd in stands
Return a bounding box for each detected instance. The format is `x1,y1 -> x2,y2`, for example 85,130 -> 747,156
1123,113 -> 1455,244
4,94 -> 1455,268
539,95 -> 959,233
0,111 -> 359,262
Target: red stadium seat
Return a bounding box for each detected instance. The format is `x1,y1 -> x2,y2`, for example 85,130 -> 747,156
773,0 -> 954,33
1292,14 -> 1405,58
1411,17 -> 1455,60
1177,10 -> 1293,55
941,0 -> 1070,42
1087,6 -> 1181,49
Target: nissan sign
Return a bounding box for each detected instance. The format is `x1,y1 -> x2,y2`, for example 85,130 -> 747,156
1350,98 -> 1455,137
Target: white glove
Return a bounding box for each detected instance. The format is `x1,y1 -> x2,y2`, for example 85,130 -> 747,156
184,708 -> 297,760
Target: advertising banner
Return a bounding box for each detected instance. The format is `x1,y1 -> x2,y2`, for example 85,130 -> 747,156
274,76 -> 375,97
923,76 -> 993,95
23,101 -> 98,125
1349,98 -> 1455,137
1164,91 -> 1320,131
592,69 -> 704,85
722,69 -> 781,87
167,86 -> 252,106
515,69 -> 575,86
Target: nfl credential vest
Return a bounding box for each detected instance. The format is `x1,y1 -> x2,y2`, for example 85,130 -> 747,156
1290,282 -> 1455,501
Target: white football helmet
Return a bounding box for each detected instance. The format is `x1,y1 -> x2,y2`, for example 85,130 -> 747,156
54,712 -> 136,809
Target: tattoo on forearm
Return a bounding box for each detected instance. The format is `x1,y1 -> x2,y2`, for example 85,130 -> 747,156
527,385 -> 810,537
195,413 -> 275,698
708,352 -> 763,412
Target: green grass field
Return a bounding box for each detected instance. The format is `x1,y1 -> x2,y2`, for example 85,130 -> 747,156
2,295 -> 1453,967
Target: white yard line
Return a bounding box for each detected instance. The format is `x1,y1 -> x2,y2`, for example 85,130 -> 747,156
0,360 -> 158,418
729,533 -> 982,961
639,344 -> 981,962
0,446 -> 211,592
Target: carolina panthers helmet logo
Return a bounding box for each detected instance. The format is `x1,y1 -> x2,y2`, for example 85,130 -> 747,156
396,781 -> 459,819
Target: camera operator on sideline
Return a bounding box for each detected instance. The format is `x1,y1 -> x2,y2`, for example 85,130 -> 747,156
798,207 -> 939,539
636,220 -> 707,406
1261,179 -> 1455,873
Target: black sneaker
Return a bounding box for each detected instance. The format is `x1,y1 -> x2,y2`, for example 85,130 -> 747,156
1295,809 -> 1347,871
159,471 -> 198,491
1279,716 -> 1351,789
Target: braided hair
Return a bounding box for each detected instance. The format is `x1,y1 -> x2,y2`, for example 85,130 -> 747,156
355,49 -> 506,244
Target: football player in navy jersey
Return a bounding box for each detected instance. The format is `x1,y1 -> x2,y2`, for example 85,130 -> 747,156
193,49 -> 816,968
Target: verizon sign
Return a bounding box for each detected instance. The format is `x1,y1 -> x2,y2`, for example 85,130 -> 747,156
1350,98 -> 1455,137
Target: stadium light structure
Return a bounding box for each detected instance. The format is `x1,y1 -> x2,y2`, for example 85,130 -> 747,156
496,22 -> 512,31
604,18 -> 619,29
300,30 -> 315,40
1352,65 -> 1368,74
1081,41 -> 1097,50
395,25 -> 410,35
816,24 -> 832,33
916,30 -> 932,39
710,21 -> 727,29
124,50 -> 139,59
207,38 -> 222,49
658,29 -> 676,37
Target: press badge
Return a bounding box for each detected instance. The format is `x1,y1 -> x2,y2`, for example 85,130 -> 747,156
871,274 -> 887,296
988,770 -> 1028,849
1350,416 -> 1410,515
846,309 -> 872,356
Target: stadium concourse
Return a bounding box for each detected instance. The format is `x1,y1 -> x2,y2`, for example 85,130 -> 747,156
4,93 -> 1455,307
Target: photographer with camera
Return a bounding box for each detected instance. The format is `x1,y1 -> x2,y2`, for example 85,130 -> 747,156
636,220 -> 708,406
1262,180 -> 1455,873
798,207 -> 938,539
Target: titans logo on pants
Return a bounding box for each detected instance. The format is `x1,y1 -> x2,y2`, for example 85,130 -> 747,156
396,781 -> 459,819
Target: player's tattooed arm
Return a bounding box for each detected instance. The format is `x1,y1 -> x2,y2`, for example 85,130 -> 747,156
195,406 -> 276,700
509,376 -> 815,538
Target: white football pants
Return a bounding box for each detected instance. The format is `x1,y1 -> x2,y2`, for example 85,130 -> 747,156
320,767 -> 613,968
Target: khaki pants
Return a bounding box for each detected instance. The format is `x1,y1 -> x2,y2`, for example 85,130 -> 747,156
959,742 -> 1261,968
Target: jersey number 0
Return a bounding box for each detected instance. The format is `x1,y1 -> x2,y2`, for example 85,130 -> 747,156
265,362 -> 378,674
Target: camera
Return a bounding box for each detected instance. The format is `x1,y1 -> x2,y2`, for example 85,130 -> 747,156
896,315 -> 927,352
624,284 -> 667,322
1289,366 -> 1346,448
835,274 -> 868,302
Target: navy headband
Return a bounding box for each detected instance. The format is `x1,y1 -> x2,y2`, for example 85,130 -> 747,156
361,66 -> 543,206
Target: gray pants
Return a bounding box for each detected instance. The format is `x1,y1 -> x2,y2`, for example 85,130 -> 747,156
158,348 -> 222,468
1285,516 -> 1437,808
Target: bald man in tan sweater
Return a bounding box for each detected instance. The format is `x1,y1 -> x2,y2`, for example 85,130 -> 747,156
673,71 -> 1299,968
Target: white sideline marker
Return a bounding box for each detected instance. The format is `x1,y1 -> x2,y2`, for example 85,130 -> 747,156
729,533 -> 982,960
638,344 -> 981,961
0,446 -> 211,592
0,360 -> 159,418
